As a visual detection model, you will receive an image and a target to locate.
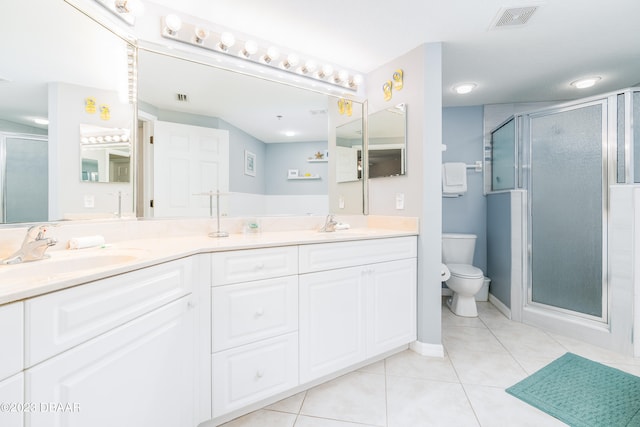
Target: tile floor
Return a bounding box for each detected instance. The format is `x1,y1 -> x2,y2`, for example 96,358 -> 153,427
220,300 -> 640,427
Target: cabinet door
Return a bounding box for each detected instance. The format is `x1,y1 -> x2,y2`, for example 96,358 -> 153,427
25,296 -> 195,427
0,373 -> 24,427
366,259 -> 417,356
0,302 -> 23,381
299,267 -> 366,383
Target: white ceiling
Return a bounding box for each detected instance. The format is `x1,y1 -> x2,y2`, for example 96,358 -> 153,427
149,0 -> 640,107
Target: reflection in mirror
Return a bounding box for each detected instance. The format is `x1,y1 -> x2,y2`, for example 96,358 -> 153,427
0,0 -> 135,223
336,118 -> 363,183
368,103 -> 407,178
79,124 -> 131,183
137,47 -> 364,218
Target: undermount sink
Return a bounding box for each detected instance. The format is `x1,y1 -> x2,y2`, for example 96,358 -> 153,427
0,250 -> 145,285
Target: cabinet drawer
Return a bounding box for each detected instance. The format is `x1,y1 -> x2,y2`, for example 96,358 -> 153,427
299,236 -> 417,273
212,247 -> 298,285
212,276 -> 298,352
25,257 -> 193,367
212,332 -> 298,417
0,302 -> 23,380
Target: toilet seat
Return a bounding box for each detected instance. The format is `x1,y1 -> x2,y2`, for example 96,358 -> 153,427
447,263 -> 483,279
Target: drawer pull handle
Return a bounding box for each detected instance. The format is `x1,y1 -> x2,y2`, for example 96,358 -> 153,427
256,370 -> 264,378
255,308 -> 265,317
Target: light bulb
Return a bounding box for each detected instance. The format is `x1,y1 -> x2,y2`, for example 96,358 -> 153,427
299,60 -> 317,74
453,83 -> 476,94
262,46 -> 280,63
218,32 -> 235,51
350,74 -> 364,88
164,14 -> 182,35
281,53 -> 299,69
318,64 -> 334,79
570,77 -> 601,89
194,27 -> 210,44
239,40 -> 258,58
336,69 -> 349,83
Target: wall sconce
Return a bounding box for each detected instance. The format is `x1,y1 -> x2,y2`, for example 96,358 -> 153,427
393,69 -> 404,91
338,99 -> 353,117
159,15 -> 363,91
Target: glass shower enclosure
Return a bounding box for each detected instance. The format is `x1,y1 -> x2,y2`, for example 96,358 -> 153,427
489,87 -> 640,325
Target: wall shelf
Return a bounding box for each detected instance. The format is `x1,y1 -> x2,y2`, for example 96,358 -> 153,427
307,158 -> 327,163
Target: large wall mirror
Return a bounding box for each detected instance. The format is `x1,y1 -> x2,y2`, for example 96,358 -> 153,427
137,47 -> 365,218
0,0 -> 134,224
368,103 -> 406,178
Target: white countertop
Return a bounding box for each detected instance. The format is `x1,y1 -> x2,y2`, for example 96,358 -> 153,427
0,226 -> 418,305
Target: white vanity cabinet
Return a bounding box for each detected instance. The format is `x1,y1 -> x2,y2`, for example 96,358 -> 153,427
0,302 -> 24,427
299,237 -> 417,383
22,258 -> 197,427
211,248 -> 299,418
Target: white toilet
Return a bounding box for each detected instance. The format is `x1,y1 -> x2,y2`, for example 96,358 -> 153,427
442,233 -> 485,317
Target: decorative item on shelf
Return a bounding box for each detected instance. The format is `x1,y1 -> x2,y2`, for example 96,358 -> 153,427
244,150 -> 256,176
304,172 -> 312,177
393,69 -> 404,91
383,80 -> 393,101
314,151 -> 324,159
288,169 -> 299,178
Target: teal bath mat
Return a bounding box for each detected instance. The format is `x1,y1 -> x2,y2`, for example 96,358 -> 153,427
506,353 -> 640,427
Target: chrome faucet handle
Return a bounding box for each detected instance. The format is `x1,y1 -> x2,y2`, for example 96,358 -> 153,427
25,223 -> 58,240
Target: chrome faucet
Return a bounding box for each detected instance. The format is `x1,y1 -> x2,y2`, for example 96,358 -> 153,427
319,214 -> 338,232
2,224 -> 58,264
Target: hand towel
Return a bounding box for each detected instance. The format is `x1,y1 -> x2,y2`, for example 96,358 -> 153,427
442,162 -> 467,195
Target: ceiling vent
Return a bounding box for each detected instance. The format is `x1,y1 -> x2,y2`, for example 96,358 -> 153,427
490,6 -> 539,29
176,93 -> 189,102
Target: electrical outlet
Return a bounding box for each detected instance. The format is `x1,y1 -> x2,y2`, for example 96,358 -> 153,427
395,193 -> 404,210
84,195 -> 95,208
339,195 -> 345,209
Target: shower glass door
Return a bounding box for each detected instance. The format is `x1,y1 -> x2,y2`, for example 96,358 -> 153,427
527,101 -> 607,321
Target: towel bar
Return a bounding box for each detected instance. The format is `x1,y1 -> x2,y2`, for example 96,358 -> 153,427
465,161 -> 483,172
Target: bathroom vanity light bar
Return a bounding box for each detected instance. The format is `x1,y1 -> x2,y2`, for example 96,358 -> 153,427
160,14 -> 363,91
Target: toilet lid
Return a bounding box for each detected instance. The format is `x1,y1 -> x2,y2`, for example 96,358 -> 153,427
447,263 -> 484,279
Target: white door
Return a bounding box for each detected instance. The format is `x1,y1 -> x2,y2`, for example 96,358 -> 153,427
153,121 -> 229,217
25,296 -> 195,427
366,259 -> 417,356
299,267 -> 366,383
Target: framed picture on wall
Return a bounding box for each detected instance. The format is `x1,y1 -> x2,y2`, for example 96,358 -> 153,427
244,150 -> 256,176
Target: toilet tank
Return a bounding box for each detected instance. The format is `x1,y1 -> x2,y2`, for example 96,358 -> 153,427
442,233 -> 477,265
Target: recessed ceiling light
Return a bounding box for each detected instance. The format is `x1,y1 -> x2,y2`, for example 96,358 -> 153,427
284,131 -> 296,137
453,83 -> 477,94
33,118 -> 49,125
570,76 -> 601,89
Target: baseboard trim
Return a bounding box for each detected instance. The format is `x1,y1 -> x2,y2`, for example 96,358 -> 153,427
488,293 -> 512,319
410,340 -> 445,358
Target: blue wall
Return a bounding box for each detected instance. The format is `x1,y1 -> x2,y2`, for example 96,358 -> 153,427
442,106 -> 487,272
265,141 -> 328,195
